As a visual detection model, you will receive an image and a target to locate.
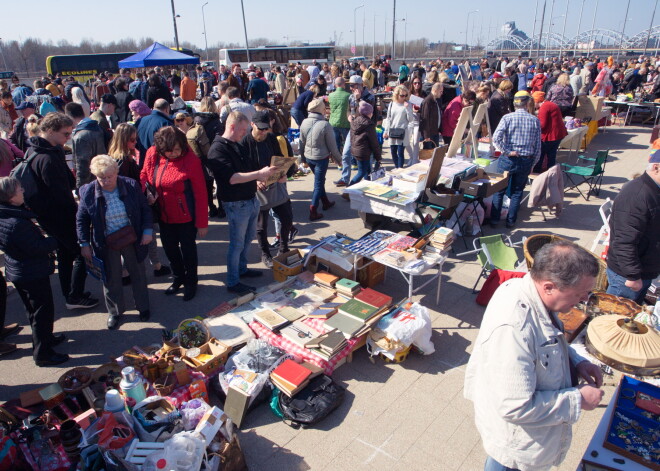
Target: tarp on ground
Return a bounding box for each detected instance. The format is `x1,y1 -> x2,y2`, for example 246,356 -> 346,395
118,42 -> 200,68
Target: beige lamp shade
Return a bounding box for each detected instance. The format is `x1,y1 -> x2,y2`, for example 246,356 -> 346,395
586,315 -> 660,369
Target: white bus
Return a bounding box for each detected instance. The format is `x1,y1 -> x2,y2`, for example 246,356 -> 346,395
218,45 -> 336,68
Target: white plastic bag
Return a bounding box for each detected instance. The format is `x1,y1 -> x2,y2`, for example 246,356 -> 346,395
377,303 -> 435,354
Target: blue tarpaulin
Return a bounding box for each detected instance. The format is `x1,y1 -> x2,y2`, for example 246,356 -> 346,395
118,42 -> 199,68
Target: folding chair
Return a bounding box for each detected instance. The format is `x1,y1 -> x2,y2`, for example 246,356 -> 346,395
466,234 -> 525,293
562,150 -> 609,201
589,198 -> 613,253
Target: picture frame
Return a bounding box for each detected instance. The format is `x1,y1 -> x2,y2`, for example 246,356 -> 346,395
581,459 -> 622,471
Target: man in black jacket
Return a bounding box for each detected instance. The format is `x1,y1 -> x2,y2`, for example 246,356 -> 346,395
606,151 -> 660,304
419,83 -> 443,148
206,111 -> 278,295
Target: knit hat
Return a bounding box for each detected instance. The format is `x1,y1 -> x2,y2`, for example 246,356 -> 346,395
650,149 -> 660,163
532,91 -> 545,103
128,99 -> 151,117
308,98 -> 326,114
358,101 -> 373,117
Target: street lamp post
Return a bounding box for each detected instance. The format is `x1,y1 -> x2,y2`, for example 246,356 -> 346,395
0,39 -> 7,71
354,4 -> 364,56
373,14 -> 381,59
170,0 -> 180,51
544,0 -> 556,57
559,1 -> 569,58
466,10 -> 479,59
240,0 -> 251,63
537,0 -> 547,59
616,0 -> 631,61
588,0 -> 600,56
202,2 -> 209,61
392,0 -> 396,59
644,0 -> 658,56
573,0 -> 586,57
530,0 -> 540,57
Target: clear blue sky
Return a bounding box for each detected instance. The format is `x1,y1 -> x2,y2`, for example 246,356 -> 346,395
1,0 -> 656,52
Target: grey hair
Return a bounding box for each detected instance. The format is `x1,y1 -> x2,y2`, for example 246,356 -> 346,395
90,155 -> 119,177
530,240 -> 600,289
0,176 -> 21,204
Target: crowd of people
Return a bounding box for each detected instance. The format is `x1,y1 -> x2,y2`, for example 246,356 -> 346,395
0,52 -> 658,368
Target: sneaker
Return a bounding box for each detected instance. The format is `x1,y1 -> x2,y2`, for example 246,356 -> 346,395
153,265 -> 172,277
261,253 -> 274,269
66,295 -> 99,310
227,282 -> 257,295
269,237 -> 281,249
288,227 -> 299,243
0,342 -> 17,356
240,269 -> 263,278
334,180 -> 347,187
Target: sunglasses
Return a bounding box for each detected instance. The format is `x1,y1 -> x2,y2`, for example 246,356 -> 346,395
175,118 -> 185,122
399,94 -> 408,98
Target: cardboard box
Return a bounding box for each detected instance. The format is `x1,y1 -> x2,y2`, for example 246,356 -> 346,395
459,169 -> 509,198
356,257 -> 386,288
183,338 -> 230,375
272,249 -> 304,282
74,409 -> 98,430
423,188 -> 463,210
195,406 -> 228,446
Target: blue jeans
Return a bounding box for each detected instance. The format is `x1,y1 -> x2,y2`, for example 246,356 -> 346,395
341,132 -> 353,183
223,197 -> 260,287
333,127 -> 349,158
390,145 -> 405,168
490,156 -> 534,224
349,159 -> 371,185
308,158 -> 329,208
606,268 -> 654,305
291,108 -> 306,126
484,456 -> 519,471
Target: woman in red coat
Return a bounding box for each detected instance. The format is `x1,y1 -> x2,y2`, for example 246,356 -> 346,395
532,91 -> 568,174
140,127 -> 208,301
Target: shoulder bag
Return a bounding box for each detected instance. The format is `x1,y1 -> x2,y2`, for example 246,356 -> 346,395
387,104 -> 406,140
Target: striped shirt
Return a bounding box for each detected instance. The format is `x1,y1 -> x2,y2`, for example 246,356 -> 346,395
492,109 -> 541,159
102,188 -> 130,235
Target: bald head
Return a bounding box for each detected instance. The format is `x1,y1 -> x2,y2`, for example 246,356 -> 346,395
431,82 -> 444,98
334,77 -> 345,88
154,99 -> 169,112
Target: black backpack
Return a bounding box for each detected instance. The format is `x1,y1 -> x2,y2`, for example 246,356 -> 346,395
9,150 -> 41,210
278,375 -> 345,429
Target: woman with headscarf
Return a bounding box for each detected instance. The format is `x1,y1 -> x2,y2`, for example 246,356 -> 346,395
129,100 -> 151,124
299,98 -> 341,220
71,87 -> 90,117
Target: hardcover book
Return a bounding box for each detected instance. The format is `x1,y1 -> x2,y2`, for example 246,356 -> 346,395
355,288 -> 393,310
338,298 -> 379,322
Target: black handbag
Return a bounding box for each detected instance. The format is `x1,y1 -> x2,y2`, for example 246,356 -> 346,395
277,375 -> 345,429
388,127 -> 406,140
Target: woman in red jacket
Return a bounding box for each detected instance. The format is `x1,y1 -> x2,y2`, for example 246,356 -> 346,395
140,127 -> 208,301
532,91 -> 568,174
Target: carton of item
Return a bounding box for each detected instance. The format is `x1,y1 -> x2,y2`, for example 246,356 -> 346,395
459,169 -> 509,198
194,406 -> 228,447
183,338 -> 230,375
272,249 -> 304,282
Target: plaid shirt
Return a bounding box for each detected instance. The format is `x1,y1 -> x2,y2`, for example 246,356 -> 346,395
492,109 -> 541,160
102,188 -> 130,236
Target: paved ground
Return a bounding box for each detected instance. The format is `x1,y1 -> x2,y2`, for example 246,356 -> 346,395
0,123 -> 651,470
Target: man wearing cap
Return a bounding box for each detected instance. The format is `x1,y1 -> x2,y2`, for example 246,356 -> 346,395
241,110 -> 295,268
206,111 -> 279,295
246,72 -> 269,104
335,75 -> 377,186
490,91 -> 541,229
64,102 -> 107,189
606,151 -> 660,304
9,102 -> 37,152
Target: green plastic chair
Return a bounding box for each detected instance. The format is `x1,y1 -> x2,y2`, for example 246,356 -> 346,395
562,150 -> 609,201
472,234 -> 523,293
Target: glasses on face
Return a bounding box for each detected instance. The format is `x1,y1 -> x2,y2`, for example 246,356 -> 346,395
413,82 -> 421,85
399,94 -> 408,98
175,118 -> 185,123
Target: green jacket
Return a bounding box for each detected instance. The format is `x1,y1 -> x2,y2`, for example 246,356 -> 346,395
328,87 -> 350,129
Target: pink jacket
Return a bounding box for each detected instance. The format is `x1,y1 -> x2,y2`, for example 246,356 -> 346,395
441,96 -> 463,137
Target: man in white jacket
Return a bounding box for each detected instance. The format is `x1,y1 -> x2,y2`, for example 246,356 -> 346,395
465,240 -> 604,471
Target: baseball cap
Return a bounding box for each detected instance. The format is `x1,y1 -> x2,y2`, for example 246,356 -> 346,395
650,149 -> 660,163
349,75 -> 363,85
252,110 -> 271,130
492,72 -> 503,79
513,91 -> 531,102
585,61 -> 594,67
15,102 -> 35,110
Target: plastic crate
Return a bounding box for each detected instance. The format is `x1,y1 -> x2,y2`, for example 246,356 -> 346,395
381,345 -> 411,363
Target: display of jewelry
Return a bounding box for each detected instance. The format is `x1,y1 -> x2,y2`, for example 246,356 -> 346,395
604,375 -> 660,470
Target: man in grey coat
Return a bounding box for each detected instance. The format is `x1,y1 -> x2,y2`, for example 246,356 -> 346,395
64,102 -> 107,190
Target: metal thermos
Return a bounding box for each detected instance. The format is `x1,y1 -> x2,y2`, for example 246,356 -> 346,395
119,366 -> 147,403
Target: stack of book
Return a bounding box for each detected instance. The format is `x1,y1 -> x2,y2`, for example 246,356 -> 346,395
307,302 -> 342,319
270,359 -> 321,397
305,330 -> 348,360
323,288 -> 394,339
335,278 -> 361,297
314,271 -> 339,288
253,309 -> 289,331
429,227 -> 455,252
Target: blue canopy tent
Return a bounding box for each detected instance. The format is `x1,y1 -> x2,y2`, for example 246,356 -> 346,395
118,42 -> 200,68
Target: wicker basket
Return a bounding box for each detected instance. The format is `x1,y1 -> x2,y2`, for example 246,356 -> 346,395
523,234 -> 608,291
177,319 -> 210,348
